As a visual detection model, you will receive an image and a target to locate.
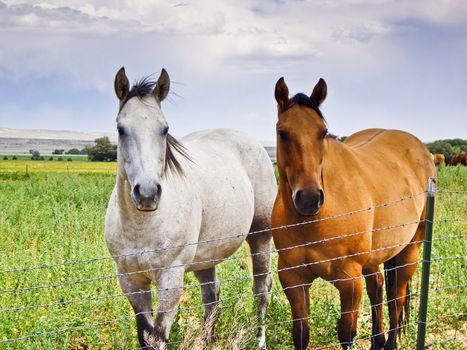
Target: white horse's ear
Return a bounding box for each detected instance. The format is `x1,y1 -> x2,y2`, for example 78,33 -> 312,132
310,78 -> 327,106
115,67 -> 130,101
154,68 -> 170,102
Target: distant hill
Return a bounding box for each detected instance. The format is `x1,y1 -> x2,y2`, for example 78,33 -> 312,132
0,128 -> 117,154
0,128 -> 277,159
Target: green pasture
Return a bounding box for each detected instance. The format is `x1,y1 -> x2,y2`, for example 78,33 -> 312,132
0,166 -> 465,349
0,159 -> 116,174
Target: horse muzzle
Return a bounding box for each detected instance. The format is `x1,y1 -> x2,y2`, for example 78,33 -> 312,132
292,187 -> 324,216
131,182 -> 162,211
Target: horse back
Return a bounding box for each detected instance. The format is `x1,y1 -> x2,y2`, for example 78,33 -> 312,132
181,129 -> 276,269
331,129 -> 435,264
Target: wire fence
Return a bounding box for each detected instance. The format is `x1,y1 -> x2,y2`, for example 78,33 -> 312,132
0,187 -> 465,349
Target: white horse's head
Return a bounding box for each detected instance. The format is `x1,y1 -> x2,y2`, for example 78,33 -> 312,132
114,67 -> 185,211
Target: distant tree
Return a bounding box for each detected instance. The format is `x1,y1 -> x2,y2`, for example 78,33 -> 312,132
52,149 -> 65,155
443,139 -> 467,154
12,155 -> 17,160
29,149 -> 34,154
337,136 -> 347,142
3,156 -> 8,160
65,148 -> 81,155
67,158 -> 73,162
31,150 -> 41,160
49,156 -> 54,161
81,146 -> 90,155
426,139 -> 467,157
87,137 -> 117,162
425,141 -> 454,157
57,157 -> 63,161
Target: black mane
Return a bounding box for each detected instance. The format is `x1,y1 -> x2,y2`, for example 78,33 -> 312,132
289,93 -> 325,121
120,76 -> 156,110
165,134 -> 191,177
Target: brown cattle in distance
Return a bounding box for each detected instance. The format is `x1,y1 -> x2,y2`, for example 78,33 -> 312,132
451,153 -> 466,166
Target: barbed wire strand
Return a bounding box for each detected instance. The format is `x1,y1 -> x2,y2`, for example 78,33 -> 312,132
0,239 -> 426,313
2,285 -> 437,344
0,190 -> 429,275
2,229 -> 464,296
0,220 -> 423,295
2,244 -> 465,314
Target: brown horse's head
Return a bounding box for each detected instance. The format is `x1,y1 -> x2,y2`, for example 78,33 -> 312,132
275,77 -> 328,216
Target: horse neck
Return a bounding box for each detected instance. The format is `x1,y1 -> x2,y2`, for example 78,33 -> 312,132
321,137 -> 354,191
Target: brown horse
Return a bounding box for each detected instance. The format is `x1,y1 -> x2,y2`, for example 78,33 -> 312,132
451,153 -> 466,166
432,153 -> 445,166
272,77 -> 435,350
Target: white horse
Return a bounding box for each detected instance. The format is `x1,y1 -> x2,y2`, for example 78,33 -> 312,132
104,67 -> 276,349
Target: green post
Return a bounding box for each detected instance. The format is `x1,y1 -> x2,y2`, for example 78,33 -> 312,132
416,178 -> 436,350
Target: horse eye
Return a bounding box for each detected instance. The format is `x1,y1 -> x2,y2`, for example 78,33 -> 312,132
278,130 -> 289,141
117,126 -> 126,136
162,126 -> 169,135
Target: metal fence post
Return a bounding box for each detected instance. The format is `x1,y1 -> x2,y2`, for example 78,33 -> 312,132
416,178 -> 436,350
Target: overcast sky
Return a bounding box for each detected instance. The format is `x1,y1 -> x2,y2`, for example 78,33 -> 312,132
0,0 -> 466,143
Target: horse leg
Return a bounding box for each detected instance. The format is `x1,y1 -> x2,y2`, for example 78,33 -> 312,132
246,227 -> 273,349
194,267 -> 220,342
151,266 -> 185,350
333,266 -> 363,350
278,263 -> 311,350
363,266 -> 386,350
384,227 -> 423,350
118,274 -> 154,349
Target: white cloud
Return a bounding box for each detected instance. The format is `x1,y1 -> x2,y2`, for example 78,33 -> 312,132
2,0 -> 463,85
0,0 -> 466,141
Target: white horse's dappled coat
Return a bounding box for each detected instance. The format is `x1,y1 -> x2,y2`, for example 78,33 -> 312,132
104,68 -> 276,349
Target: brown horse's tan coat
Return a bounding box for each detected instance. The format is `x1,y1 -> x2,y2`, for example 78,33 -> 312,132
272,77 -> 436,350
433,153 -> 445,166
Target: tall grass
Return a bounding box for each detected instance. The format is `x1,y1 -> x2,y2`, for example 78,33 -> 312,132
0,166 -> 465,349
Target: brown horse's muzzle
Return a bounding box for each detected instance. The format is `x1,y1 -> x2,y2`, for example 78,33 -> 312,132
292,187 -> 324,216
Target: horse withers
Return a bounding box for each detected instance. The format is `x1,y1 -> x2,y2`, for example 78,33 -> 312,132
272,77 -> 435,350
104,67 -> 276,349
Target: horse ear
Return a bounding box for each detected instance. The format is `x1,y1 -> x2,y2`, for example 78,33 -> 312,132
114,67 -> 129,101
154,68 -> 170,102
310,78 -> 327,106
275,77 -> 289,113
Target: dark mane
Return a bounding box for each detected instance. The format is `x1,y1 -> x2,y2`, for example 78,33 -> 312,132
165,134 -> 191,177
120,75 -> 191,177
288,93 -> 326,122
120,76 -> 156,111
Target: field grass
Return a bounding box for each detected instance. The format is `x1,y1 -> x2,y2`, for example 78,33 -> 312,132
0,159 -> 116,174
0,166 -> 465,349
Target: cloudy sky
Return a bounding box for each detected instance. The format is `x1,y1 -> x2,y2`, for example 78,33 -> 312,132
0,0 -> 466,143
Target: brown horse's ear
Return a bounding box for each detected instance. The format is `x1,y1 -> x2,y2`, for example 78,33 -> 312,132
275,77 -> 289,113
310,78 -> 327,106
154,68 -> 170,102
115,67 -> 130,101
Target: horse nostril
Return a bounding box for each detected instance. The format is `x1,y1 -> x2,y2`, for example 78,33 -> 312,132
295,190 -> 303,202
156,183 -> 162,197
133,184 -> 141,199
319,189 -> 325,206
